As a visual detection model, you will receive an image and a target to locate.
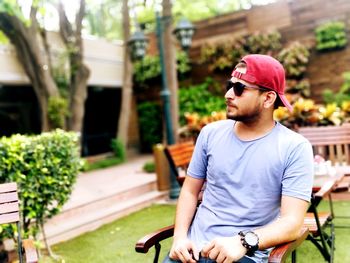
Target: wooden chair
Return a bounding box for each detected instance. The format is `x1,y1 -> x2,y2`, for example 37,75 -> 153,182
0,182 -> 38,263
136,142 -> 309,263
163,141 -> 195,186
135,225 -> 309,263
303,181 -> 336,263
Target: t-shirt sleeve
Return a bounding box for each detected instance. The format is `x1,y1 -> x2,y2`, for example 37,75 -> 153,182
187,127 -> 209,179
282,140 -> 314,202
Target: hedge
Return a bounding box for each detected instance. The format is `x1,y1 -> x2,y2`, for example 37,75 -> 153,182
0,129 -> 83,240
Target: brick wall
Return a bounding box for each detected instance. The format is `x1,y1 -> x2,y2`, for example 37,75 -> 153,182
133,0 -> 350,150
187,0 -> 350,102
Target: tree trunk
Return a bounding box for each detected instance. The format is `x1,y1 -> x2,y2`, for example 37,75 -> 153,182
117,0 -> 133,149
162,0 -> 179,143
0,11 -> 59,131
68,61 -> 90,132
58,0 -> 90,133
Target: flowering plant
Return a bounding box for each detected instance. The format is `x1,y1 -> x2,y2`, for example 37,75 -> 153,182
179,111 -> 226,139
180,98 -> 350,139
273,98 -> 347,129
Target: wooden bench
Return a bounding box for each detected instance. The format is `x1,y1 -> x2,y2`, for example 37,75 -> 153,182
298,125 -> 350,192
0,182 -> 38,263
298,124 -> 350,165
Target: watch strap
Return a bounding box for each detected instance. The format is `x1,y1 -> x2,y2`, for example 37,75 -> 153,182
238,231 -> 259,256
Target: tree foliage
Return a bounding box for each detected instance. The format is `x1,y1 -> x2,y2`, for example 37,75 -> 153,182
85,0 -> 123,40
0,0 -> 90,134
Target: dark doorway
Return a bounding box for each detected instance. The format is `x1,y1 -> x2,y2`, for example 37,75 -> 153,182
82,86 -> 121,156
0,85 -> 41,136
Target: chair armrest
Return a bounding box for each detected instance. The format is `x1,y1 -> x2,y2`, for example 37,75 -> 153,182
314,180 -> 334,198
176,176 -> 185,186
22,239 -> 38,263
135,225 -> 175,253
268,227 -> 309,263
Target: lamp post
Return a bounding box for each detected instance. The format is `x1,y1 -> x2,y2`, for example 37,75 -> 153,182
128,29 -> 148,61
128,13 -> 195,199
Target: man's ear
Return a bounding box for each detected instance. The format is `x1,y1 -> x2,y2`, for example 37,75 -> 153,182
263,91 -> 277,109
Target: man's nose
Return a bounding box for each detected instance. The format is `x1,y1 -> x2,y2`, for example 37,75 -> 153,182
225,87 -> 235,99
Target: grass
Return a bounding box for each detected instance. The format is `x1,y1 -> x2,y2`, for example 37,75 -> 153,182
40,204 -> 176,263
83,157 -> 124,172
40,201 -> 350,263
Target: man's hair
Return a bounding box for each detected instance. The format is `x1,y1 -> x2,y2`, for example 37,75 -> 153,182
235,61 -> 282,109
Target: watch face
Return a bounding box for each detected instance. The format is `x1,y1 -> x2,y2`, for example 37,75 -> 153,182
245,232 -> 259,246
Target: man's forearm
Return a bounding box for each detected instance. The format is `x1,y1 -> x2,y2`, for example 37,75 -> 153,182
254,196 -> 309,250
254,215 -> 304,249
173,177 -> 204,240
173,188 -> 198,240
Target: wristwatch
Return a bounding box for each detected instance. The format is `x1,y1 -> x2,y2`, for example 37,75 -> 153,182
238,231 -> 259,256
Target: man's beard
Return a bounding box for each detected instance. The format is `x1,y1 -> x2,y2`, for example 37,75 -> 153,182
226,106 -> 262,123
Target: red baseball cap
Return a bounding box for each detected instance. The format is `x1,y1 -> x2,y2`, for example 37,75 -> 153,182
231,54 -> 293,112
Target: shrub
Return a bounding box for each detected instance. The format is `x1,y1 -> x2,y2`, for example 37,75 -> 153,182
245,30 -> 282,55
278,42 -> 310,79
315,21 -> 347,51
0,129 -> 83,239
137,102 -> 163,152
323,72 -> 350,106
111,138 -> 126,162
83,157 -> 123,171
48,96 -> 69,129
133,51 -> 191,84
200,30 -> 282,72
179,78 -> 226,125
200,38 -> 246,72
143,161 -> 155,173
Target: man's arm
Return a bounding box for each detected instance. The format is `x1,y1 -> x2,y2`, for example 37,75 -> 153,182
254,195 -> 308,249
201,195 -> 309,263
169,176 -> 205,262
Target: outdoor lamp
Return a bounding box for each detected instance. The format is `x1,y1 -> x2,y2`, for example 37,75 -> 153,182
173,17 -> 195,51
128,30 -> 148,60
128,13 -> 195,199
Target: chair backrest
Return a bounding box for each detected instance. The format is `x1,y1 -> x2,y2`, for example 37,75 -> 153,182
164,141 -> 195,186
298,124 -> 350,165
0,182 -> 20,224
0,182 -> 24,263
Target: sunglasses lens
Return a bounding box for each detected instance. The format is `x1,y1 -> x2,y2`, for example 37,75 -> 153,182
226,81 -> 246,96
233,82 -> 245,96
226,81 -> 233,92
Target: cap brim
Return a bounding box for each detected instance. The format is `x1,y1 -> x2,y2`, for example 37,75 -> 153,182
279,94 -> 293,112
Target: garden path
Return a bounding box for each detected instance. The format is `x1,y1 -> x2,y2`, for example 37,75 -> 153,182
43,154 -> 168,245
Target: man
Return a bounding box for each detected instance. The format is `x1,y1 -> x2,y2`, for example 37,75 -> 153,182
164,54 -> 314,263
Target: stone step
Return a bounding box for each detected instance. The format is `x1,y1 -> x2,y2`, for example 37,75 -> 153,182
46,178 -> 157,225
41,156 -> 169,245
43,190 -> 168,245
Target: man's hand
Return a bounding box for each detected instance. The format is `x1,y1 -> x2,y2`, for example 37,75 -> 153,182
201,235 -> 247,263
169,238 -> 199,263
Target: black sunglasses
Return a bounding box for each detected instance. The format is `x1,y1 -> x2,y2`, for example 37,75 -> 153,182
226,81 -> 270,96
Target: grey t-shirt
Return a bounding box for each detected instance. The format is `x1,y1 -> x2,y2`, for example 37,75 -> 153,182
187,120 -> 314,262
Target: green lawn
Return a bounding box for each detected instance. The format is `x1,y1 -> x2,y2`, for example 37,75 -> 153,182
40,201 -> 350,263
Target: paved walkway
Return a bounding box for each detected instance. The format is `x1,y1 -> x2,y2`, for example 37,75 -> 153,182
42,153 -> 167,245
62,153 -> 157,211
